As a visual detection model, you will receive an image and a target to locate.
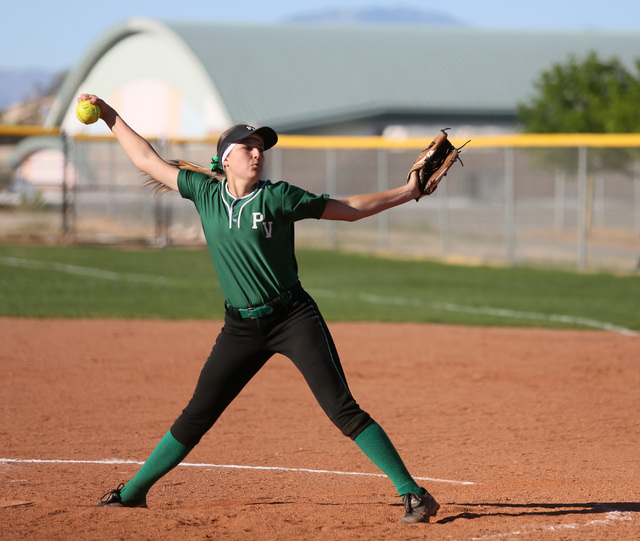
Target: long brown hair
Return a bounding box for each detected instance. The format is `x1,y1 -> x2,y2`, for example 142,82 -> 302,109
144,125 -> 239,195
143,160 -> 221,195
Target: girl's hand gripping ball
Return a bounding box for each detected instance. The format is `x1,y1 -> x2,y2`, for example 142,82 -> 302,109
76,100 -> 101,125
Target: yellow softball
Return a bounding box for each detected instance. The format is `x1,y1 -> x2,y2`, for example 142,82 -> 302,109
76,100 -> 101,125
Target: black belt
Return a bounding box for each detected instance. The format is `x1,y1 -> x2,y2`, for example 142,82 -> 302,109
226,283 -> 300,320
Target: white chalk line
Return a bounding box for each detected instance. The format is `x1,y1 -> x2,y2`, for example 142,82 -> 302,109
2,459 -> 633,536
0,257 -> 170,285
0,457 -> 475,486
1,256 -> 635,337
463,510 -> 633,540
310,288 -> 638,337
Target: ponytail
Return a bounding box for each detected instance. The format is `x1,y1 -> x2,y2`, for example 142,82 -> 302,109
143,159 -> 224,195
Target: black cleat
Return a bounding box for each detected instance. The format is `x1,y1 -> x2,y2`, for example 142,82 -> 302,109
96,483 -> 147,508
398,489 -> 440,524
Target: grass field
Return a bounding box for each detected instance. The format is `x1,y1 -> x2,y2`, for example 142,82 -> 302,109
0,244 -> 638,333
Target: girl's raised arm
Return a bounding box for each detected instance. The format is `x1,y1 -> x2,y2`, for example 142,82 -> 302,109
77,93 -> 180,192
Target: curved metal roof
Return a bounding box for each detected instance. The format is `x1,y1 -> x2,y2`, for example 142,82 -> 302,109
166,22 -> 640,130
48,18 -> 640,134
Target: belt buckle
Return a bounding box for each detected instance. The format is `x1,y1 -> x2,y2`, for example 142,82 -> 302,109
246,305 -> 274,319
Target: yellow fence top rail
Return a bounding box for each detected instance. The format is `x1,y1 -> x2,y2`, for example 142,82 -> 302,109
277,133 -> 640,149
3,125 -> 640,148
0,125 -> 60,137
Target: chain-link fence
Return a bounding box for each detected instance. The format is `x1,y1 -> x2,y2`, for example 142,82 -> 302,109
1,129 -> 639,272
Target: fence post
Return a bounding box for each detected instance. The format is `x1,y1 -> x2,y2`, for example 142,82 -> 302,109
634,162 -> 640,234
61,131 -> 69,239
326,148 -> 337,247
438,171 -> 450,255
505,147 -> 516,265
269,147 -> 283,182
554,170 -> 566,230
377,149 -> 389,250
577,146 -> 588,271
594,174 -> 605,227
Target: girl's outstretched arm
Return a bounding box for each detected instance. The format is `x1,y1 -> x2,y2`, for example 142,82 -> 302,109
321,171 -> 421,222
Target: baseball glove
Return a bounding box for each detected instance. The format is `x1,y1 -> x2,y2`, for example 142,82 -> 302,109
407,129 -> 468,201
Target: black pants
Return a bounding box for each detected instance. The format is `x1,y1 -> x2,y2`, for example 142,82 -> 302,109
170,285 -> 373,448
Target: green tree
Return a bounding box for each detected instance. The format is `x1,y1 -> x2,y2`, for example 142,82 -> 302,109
518,51 -> 640,134
518,52 -> 640,231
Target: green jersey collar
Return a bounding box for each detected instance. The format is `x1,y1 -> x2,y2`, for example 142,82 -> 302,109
221,179 -> 267,229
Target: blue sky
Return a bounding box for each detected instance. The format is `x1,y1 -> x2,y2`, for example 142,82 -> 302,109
3,0 -> 640,72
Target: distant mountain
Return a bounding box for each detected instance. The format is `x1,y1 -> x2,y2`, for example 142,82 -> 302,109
0,69 -> 60,112
287,7 -> 464,25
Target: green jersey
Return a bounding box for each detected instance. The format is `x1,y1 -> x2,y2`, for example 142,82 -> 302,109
178,169 -> 329,308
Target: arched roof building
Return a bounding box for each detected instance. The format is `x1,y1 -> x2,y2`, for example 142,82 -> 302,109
48,18 -> 640,138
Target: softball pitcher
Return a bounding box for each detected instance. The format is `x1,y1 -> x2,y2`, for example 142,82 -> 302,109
79,93 -> 439,525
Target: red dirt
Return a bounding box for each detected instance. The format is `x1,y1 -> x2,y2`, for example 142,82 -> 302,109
1,318 -> 639,540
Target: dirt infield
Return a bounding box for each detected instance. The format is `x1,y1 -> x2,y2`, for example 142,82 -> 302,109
1,317 -> 639,540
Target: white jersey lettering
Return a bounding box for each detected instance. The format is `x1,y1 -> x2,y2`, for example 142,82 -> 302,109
252,212 -> 264,229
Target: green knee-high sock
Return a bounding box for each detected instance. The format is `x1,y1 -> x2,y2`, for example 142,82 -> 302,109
354,422 -> 424,497
120,431 -> 191,503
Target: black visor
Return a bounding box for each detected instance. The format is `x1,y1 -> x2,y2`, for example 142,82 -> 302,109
218,124 -> 278,161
